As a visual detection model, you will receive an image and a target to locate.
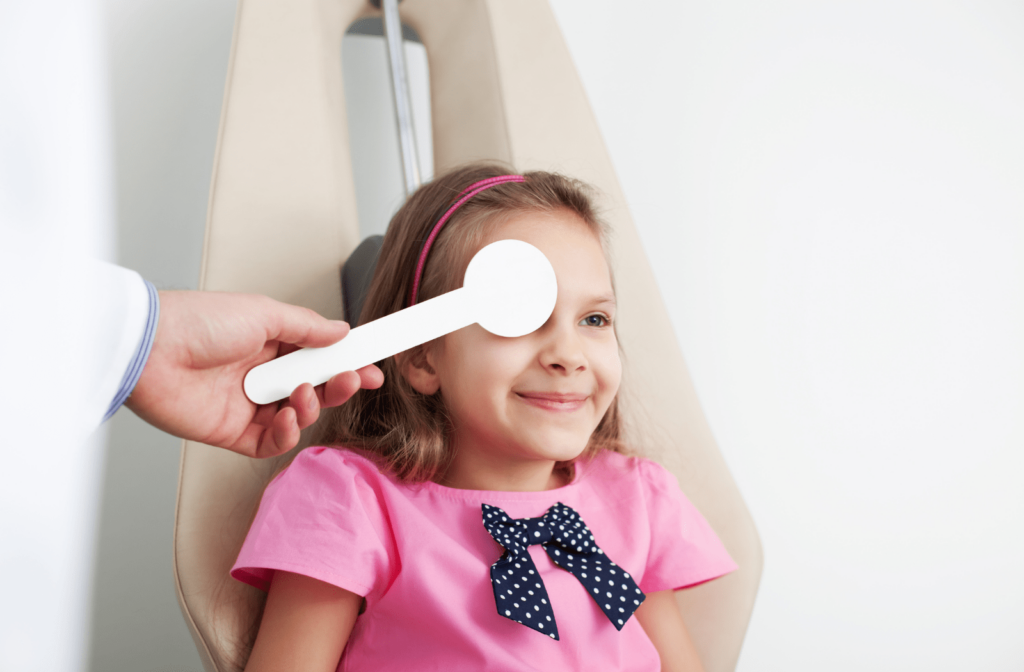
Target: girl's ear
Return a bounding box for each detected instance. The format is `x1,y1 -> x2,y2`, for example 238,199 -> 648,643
400,344 -> 441,395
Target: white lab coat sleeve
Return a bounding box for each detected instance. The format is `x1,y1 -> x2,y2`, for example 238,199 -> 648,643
90,260 -> 158,423
0,247 -> 154,434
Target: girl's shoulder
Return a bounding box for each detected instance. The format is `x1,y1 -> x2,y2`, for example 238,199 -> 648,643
235,446 -> 401,595
290,443 -> 383,468
272,445 -> 397,492
580,449 -> 681,492
585,450 -> 738,588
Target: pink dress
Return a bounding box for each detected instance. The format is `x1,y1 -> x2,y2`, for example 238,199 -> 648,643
232,447 -> 736,671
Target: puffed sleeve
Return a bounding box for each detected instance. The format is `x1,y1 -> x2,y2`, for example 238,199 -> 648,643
638,459 -> 737,593
231,447 -> 396,600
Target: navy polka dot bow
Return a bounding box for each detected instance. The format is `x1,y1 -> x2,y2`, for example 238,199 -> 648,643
482,502 -> 646,640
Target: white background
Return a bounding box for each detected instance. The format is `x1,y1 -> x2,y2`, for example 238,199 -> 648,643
84,0 -> 1024,670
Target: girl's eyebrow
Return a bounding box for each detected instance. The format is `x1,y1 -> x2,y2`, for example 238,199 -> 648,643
589,294 -> 617,307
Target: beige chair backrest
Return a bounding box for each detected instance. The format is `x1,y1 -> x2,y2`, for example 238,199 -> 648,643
174,1 -> 762,670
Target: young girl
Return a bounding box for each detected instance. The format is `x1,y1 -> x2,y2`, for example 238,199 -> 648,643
231,164 -> 736,671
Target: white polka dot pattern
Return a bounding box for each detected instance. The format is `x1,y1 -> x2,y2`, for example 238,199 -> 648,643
482,502 -> 646,640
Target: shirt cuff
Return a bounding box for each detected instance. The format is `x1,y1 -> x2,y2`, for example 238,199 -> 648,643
102,280 -> 159,422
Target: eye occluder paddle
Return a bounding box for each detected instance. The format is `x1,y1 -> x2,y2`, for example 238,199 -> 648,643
243,240 -> 558,405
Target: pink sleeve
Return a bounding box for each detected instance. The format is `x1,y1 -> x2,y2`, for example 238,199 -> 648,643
231,447 -> 395,599
638,459 -> 738,593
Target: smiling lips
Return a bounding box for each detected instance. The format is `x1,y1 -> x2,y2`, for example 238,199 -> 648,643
515,392 -> 589,412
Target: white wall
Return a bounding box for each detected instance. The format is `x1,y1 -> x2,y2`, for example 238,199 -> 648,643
550,0 -> 1024,669
89,0 -> 1023,670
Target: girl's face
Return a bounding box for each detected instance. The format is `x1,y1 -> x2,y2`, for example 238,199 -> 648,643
404,209 -> 621,490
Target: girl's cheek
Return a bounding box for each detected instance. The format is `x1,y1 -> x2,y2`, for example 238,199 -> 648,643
603,349 -> 623,391
592,337 -> 621,366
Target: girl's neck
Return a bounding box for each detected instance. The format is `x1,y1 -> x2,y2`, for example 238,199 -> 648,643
438,450 -> 567,492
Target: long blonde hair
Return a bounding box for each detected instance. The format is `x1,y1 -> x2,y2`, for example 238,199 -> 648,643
314,162 -> 626,481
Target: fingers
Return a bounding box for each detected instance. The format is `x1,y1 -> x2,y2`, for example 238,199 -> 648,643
252,406 -> 301,458
322,370 -> 360,408
249,385 -> 319,458
262,298 -> 351,349
357,364 -> 384,390
271,406 -> 302,457
234,365 -> 386,459
230,405 -> 302,459
321,364 -> 384,408
289,383 -> 320,430
227,406 -> 296,459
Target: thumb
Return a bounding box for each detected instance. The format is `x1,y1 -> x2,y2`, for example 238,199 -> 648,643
263,300 -> 351,349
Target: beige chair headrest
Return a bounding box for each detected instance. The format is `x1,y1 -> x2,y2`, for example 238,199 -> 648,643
174,1 -> 762,670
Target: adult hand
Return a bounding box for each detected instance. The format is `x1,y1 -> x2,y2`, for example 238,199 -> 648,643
125,291 -> 383,458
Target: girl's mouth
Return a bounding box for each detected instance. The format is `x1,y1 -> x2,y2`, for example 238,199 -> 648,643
514,392 -> 588,412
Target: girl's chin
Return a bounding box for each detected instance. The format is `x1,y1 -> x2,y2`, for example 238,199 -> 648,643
518,438 -> 590,464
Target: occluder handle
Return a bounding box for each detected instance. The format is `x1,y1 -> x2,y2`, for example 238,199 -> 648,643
243,288 -> 475,404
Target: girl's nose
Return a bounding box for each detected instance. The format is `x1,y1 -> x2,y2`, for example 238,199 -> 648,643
539,321 -> 587,374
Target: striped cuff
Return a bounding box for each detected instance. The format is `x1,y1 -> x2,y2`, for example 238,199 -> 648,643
103,280 -> 160,422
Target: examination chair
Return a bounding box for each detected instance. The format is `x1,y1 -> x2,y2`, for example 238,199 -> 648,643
173,1 -> 763,670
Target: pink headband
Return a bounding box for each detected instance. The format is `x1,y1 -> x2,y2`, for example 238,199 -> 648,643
408,174 -> 526,306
